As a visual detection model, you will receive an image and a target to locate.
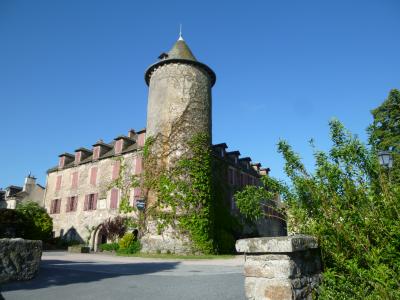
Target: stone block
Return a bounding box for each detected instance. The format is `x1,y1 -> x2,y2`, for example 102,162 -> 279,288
245,277 -> 293,300
244,255 -> 296,279
0,238 -> 42,283
236,235 -> 318,253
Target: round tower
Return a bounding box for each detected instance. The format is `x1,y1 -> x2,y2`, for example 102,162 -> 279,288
145,35 -> 216,168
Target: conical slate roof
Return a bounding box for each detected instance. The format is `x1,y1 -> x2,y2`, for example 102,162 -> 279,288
167,38 -> 197,61
145,36 -> 216,87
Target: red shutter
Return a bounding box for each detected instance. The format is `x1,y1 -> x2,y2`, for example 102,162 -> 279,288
134,188 -> 142,202
90,167 -> 98,185
71,172 -> 78,188
93,193 -> 98,210
112,161 -> 120,180
84,195 -> 88,211
134,156 -> 143,174
110,189 -> 118,209
56,199 -> 61,213
73,196 -> 78,211
56,175 -> 62,191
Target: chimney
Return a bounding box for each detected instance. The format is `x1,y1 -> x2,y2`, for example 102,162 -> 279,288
23,173 -> 36,193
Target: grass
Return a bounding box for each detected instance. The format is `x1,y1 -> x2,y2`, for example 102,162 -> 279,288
116,252 -> 236,260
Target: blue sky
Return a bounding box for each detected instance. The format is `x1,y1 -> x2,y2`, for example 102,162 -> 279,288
1,0 -> 399,187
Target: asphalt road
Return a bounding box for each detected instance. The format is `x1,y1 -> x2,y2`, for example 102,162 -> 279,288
0,251 -> 246,300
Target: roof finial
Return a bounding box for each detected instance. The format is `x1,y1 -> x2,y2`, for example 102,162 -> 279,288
178,24 -> 183,41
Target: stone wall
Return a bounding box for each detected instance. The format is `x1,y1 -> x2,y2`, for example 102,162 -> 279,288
0,238 -> 42,283
235,235 -> 322,300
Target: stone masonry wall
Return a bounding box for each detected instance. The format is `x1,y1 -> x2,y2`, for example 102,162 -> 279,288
236,235 -> 322,300
44,152 -> 140,246
0,238 -> 42,283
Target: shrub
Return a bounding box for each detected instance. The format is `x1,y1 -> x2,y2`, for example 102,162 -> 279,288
117,233 -> 141,254
16,201 -> 53,241
101,216 -> 127,242
99,242 -> 120,252
0,209 -> 27,238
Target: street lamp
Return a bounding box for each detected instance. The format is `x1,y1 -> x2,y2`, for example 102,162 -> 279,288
378,151 -> 393,169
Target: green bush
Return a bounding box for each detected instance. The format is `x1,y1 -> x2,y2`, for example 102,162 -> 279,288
16,201 -> 53,241
117,233 -> 141,254
100,242 -> 120,252
0,209 -> 27,238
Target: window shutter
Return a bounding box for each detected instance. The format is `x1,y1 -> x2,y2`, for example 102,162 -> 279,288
134,188 -> 141,199
66,197 -> 70,212
74,196 -> 78,211
134,156 -> 143,175
56,199 -> 61,213
110,189 -> 118,209
90,167 -> 98,185
93,193 -> 98,210
56,175 -> 62,191
112,161 -> 120,180
84,195 -> 88,211
72,172 -> 78,188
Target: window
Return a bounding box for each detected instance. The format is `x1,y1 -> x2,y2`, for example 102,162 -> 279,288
71,172 -> 78,188
75,152 -> 81,164
115,140 -> 123,154
50,199 -> 61,214
59,156 -> 65,168
55,175 -> 62,191
112,161 -> 120,180
134,156 -> 143,175
93,146 -> 100,160
90,167 -> 98,186
66,196 -> 78,212
84,193 -> 97,211
110,189 -> 119,209
228,168 -> 234,185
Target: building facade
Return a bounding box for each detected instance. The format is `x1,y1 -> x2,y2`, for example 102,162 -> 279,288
43,35 -> 285,252
0,174 -> 45,209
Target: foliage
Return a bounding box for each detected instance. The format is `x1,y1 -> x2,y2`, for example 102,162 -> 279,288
101,216 -> 127,242
368,88 -> 400,182
0,208 -> 27,238
15,201 -> 53,241
149,133 -> 215,254
100,242 -> 120,252
118,232 -> 141,254
234,175 -> 287,222
279,119 -> 400,299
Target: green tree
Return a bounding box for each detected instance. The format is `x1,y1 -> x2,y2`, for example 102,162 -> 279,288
16,201 -> 53,241
368,89 -> 400,182
279,119 -> 400,299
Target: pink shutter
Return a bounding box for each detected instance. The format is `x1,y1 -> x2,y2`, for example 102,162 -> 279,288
56,175 -> 62,190
93,193 -> 98,210
56,199 -> 61,213
110,189 -> 118,209
71,172 -> 78,188
112,161 -> 120,180
84,195 -> 88,211
74,196 -> 78,211
134,156 -> 143,174
134,188 -> 141,199
90,167 -> 98,185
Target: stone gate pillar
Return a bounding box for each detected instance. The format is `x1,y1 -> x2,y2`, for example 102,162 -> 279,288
235,235 -> 322,300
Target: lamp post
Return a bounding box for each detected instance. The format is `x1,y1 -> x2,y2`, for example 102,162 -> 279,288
378,151 -> 393,169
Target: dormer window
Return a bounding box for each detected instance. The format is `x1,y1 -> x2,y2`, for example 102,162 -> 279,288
93,146 -> 100,160
115,140 -> 123,154
59,156 -> 65,168
75,152 -> 81,165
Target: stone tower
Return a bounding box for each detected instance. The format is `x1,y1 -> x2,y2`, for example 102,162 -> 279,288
145,34 -> 216,168
142,35 -> 216,253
